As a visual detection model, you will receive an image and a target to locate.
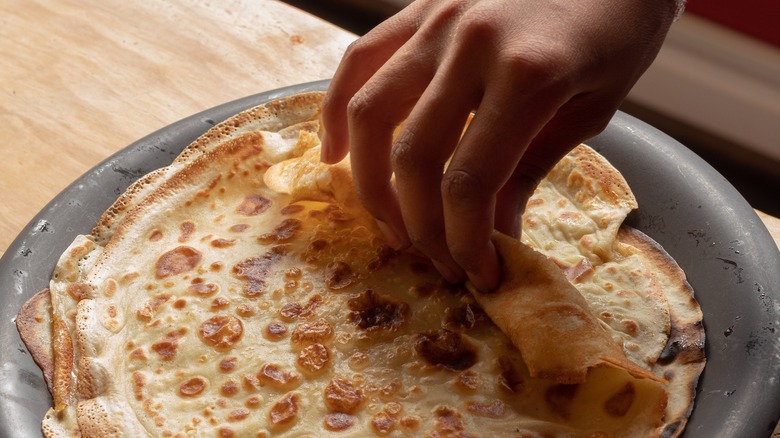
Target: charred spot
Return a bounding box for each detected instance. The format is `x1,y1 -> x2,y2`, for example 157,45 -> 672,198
155,246 -> 202,278
151,329 -> 187,361
236,195 -> 271,216
347,290 -> 409,332
325,260 -> 357,290
415,329 -> 478,371
371,411 -> 397,435
232,245 -> 289,297
211,296 -> 230,309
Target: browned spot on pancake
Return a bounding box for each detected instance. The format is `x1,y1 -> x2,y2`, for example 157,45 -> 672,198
379,380 -> 401,400
259,218 -> 302,244
236,195 -> 271,216
324,376 -> 365,414
136,293 -> 172,321
66,282 -> 91,301
221,380 -> 240,396
415,329 -> 477,371
545,384 -> 579,419
371,411 -> 396,435
367,245 -> 397,271
155,246 -> 202,278
229,224 -> 250,233
149,229 -> 164,242
217,427 -> 234,437
179,221 -> 196,242
444,303 -> 486,331
233,245 -> 288,297
297,343 -> 330,375
245,396 -> 262,409
347,290 -> 408,332
279,302 -> 303,321
264,321 -> 288,340
219,357 -> 238,373
188,278 -> 219,297
179,377 -> 207,397
259,363 -> 300,389
400,415 -> 421,431
211,238 -> 236,248
199,315 -> 243,351
281,204 -> 305,215
324,413 -> 355,432
432,406 -> 474,437
133,371 -> 145,401
211,296 -> 230,309
236,304 -> 255,317
290,319 -> 333,346
129,348 -> 147,361
604,382 -> 636,417
227,408 -> 250,422
290,34 -> 304,44
173,299 -> 186,309
325,261 -> 356,290
243,374 -> 261,392
269,392 -> 300,427
455,371 -> 480,393
324,204 -> 352,222
151,328 -> 187,361
466,400 -> 507,418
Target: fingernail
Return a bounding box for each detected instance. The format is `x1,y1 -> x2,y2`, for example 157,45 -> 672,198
376,219 -> 405,250
432,259 -> 465,285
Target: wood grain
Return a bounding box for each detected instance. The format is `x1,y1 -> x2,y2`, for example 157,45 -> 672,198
0,0 -> 355,257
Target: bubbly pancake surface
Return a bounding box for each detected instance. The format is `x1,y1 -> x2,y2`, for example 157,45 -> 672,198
16,92 -> 704,438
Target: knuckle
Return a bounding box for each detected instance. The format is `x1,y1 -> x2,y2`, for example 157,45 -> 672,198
346,89 -> 377,122
441,168 -> 488,206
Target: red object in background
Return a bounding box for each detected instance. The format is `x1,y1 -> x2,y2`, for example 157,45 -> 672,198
686,0 -> 780,48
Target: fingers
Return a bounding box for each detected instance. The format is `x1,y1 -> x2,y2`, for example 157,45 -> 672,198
320,5 -> 423,164
391,70 -> 479,283
441,81 -> 566,291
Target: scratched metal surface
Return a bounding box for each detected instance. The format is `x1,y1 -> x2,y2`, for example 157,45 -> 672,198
1,80 -> 779,437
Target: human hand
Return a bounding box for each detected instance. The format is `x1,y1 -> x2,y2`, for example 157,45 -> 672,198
320,0 -> 677,291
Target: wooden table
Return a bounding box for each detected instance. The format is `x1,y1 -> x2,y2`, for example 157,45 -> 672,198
2,0 -> 780,435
